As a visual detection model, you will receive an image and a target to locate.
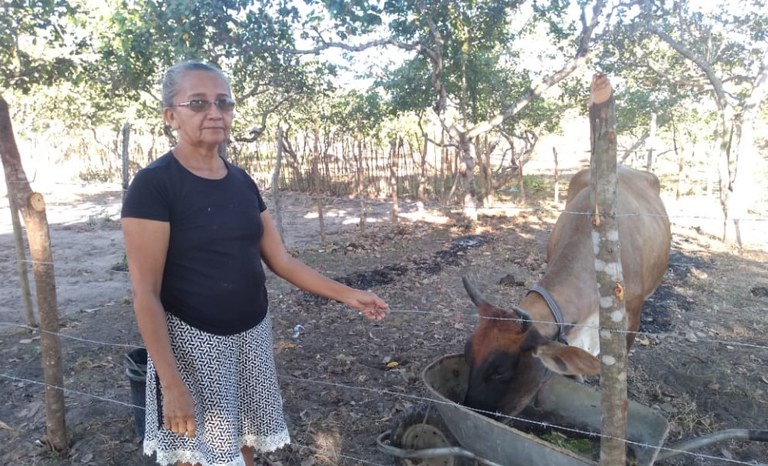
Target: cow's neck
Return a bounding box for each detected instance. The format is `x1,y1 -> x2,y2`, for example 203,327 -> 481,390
520,245 -> 599,348
526,284 -> 568,343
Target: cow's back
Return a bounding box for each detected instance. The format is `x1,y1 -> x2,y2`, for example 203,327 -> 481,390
548,166 -> 671,337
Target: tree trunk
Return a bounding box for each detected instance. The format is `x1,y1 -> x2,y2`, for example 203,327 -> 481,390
354,136 -> 368,233
9,192 -> 36,326
311,118 -> 321,192
0,96 -> 68,452
440,129 -> 448,202
482,134 -> 496,207
672,120 -> 685,200
316,199 -> 326,244
458,133 -> 478,221
121,123 -> 131,202
272,127 -> 285,243
723,64 -> 768,247
389,139 -> 400,224
587,74 -> 628,466
552,146 -> 560,204
514,139 -> 526,204
646,112 -> 656,171
418,125 -> 428,203
715,113 -> 734,242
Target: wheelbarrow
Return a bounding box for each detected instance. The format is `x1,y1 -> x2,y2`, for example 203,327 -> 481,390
377,354 -> 767,466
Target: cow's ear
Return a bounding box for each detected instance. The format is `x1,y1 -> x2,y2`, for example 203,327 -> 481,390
464,338 -> 473,361
532,341 -> 601,376
476,301 -> 497,318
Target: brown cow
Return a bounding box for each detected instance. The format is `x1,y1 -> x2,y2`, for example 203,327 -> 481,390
462,166 -> 671,417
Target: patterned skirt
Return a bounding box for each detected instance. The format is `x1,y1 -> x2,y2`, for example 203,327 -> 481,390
143,313 -> 290,466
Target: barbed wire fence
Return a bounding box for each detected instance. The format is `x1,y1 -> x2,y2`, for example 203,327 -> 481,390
0,302 -> 766,465
0,192 -> 766,465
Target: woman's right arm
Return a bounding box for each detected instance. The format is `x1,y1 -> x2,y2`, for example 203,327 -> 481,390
121,217 -> 196,438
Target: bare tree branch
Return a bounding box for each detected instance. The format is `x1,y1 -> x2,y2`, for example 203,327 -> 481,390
466,0 -> 608,139
648,24 -> 729,110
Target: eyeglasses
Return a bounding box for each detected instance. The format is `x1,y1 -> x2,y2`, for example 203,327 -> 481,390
173,97 -> 236,113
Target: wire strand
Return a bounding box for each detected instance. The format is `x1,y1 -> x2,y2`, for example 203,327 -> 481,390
2,310 -> 767,352
0,371 -> 758,465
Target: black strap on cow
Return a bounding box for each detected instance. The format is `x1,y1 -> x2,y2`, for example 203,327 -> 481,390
527,283 -> 569,345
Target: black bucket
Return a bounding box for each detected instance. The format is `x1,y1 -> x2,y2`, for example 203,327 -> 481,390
125,347 -> 147,439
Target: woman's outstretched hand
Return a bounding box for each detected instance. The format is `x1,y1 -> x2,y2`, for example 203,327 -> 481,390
346,290 -> 389,320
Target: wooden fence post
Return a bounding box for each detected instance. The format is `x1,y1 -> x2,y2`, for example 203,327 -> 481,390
8,192 -> 36,326
273,127 -> 285,243
646,112 -> 657,171
552,146 -> 560,204
0,96 -> 68,452
121,123 -> 130,202
389,138 -> 400,224
588,74 -> 628,466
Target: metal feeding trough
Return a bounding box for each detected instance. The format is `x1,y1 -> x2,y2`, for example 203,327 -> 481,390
377,354 -> 767,466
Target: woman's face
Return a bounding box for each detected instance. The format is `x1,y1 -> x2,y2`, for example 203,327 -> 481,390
164,70 -> 234,150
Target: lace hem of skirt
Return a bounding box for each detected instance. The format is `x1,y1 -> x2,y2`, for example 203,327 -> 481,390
242,429 -> 291,453
144,430 -> 291,466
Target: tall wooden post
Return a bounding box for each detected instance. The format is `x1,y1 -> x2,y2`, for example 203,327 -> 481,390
121,123 -> 131,202
646,112 -> 656,171
389,138 -> 400,224
8,192 -> 36,326
588,74 -> 628,466
0,96 -> 68,452
552,146 -> 560,204
273,127 -> 285,243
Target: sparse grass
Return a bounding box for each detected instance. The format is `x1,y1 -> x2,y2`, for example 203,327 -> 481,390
111,252 -> 128,272
669,394 -> 719,437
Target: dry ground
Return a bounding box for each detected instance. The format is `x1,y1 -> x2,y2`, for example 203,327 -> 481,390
0,171 -> 766,466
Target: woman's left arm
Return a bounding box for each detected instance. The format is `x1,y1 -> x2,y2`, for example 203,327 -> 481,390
259,211 -> 388,320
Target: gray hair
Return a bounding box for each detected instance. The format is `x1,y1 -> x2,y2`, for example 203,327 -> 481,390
161,61 -> 231,108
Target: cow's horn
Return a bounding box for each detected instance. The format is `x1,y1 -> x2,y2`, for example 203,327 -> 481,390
511,306 -> 532,332
461,276 -> 483,305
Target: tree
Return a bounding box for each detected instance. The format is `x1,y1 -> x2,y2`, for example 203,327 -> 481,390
0,0 -> 82,453
614,0 -> 768,245
92,0 -> 325,148
0,0 -> 79,93
310,0 -> 609,217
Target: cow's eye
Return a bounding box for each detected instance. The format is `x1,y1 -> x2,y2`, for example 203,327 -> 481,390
488,361 -> 516,381
490,368 -> 509,381
481,352 -> 518,383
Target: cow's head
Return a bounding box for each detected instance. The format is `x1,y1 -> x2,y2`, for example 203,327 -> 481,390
462,277 -> 600,418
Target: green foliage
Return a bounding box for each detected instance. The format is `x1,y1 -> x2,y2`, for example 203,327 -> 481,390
78,167 -> 116,183
80,0 -> 332,145
5,0 -> 767,205
541,431 -> 593,455
0,0 -> 80,93
378,58 -> 434,115
523,175 -> 548,193
95,1 -> 304,100
599,0 -> 768,140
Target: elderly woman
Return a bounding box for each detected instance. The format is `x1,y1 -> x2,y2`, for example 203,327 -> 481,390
121,61 -> 388,466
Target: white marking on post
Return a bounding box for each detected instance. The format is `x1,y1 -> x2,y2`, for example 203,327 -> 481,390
595,259 -> 606,272
592,231 -> 601,254
605,261 -> 622,281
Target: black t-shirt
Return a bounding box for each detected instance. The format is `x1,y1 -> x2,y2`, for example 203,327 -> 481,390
121,151 -> 269,335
